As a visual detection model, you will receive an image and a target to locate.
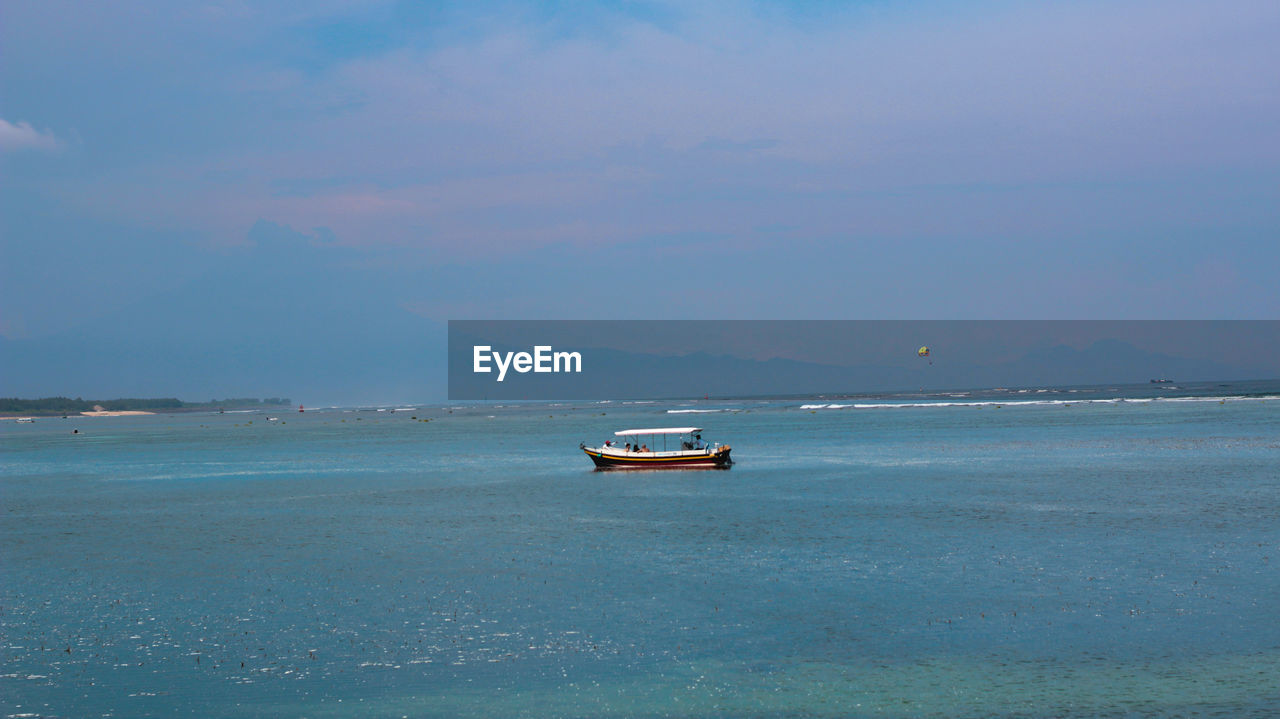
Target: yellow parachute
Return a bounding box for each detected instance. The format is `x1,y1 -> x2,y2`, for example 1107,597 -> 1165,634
918,346 -> 930,358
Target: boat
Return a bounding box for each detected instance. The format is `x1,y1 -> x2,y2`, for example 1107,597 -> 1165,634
580,427 -> 732,469
15,417 -> 35,423
1150,378 -> 1173,384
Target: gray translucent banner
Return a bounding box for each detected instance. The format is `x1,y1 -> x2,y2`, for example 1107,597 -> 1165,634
447,320 -> 1279,400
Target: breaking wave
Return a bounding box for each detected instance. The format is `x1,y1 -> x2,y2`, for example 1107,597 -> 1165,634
798,395 -> 1280,410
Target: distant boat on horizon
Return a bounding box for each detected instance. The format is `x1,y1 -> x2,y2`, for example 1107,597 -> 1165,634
1150,378 -> 1174,384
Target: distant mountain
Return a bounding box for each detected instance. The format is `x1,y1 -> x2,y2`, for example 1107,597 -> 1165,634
449,337 -> 1270,400
449,343 -> 866,399
0,221 -> 445,405
5,263 -> 1272,407
991,338 -> 1246,386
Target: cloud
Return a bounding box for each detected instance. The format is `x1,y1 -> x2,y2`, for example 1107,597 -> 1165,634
0,118 -> 63,152
181,2 -> 1278,249
3,0 -> 1278,325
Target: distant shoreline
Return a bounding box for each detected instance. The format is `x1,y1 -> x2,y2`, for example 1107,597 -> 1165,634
0,407 -> 275,419
0,396 -> 292,418
1,410 -> 158,419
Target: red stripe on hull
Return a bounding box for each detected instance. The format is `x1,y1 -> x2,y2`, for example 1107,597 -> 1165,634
584,448 -> 732,470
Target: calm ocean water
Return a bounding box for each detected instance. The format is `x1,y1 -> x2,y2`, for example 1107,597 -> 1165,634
3,381 -> 1279,717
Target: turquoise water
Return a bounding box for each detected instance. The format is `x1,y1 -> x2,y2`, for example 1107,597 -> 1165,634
3,382 -> 1279,717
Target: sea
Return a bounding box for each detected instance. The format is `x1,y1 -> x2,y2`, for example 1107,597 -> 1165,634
3,380 -> 1279,718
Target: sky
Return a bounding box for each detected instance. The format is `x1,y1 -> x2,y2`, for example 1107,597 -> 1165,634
2,0 -> 1278,402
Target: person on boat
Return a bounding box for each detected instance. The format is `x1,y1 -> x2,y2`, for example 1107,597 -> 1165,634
694,434 -> 706,450
640,444 -> 649,453
625,442 -> 632,452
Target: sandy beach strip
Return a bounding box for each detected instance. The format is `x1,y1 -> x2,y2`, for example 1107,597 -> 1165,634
3,410 -> 161,419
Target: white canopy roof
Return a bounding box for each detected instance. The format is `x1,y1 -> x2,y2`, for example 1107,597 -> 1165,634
614,427 -> 701,436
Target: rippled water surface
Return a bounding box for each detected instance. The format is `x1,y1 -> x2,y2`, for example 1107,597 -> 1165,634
3,383 -> 1279,717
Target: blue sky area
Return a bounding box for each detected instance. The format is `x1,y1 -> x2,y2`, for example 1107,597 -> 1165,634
2,1 -> 1278,403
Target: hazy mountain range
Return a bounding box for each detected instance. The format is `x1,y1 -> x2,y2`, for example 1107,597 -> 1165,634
448,337 -> 1271,400
3,225 -> 1273,406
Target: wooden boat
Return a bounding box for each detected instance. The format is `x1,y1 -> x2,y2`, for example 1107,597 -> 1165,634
581,427 -> 732,469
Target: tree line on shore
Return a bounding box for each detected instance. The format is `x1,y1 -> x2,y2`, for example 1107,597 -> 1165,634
1,397 -> 291,414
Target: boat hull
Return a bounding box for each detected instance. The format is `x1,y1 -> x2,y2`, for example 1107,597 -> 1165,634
583,447 -> 732,470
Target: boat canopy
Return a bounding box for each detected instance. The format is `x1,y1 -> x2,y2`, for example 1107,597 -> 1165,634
614,427 -> 701,437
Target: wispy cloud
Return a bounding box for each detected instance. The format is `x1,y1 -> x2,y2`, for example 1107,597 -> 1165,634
0,118 -> 63,152
2,0 -> 1278,333
53,1 -> 1280,245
